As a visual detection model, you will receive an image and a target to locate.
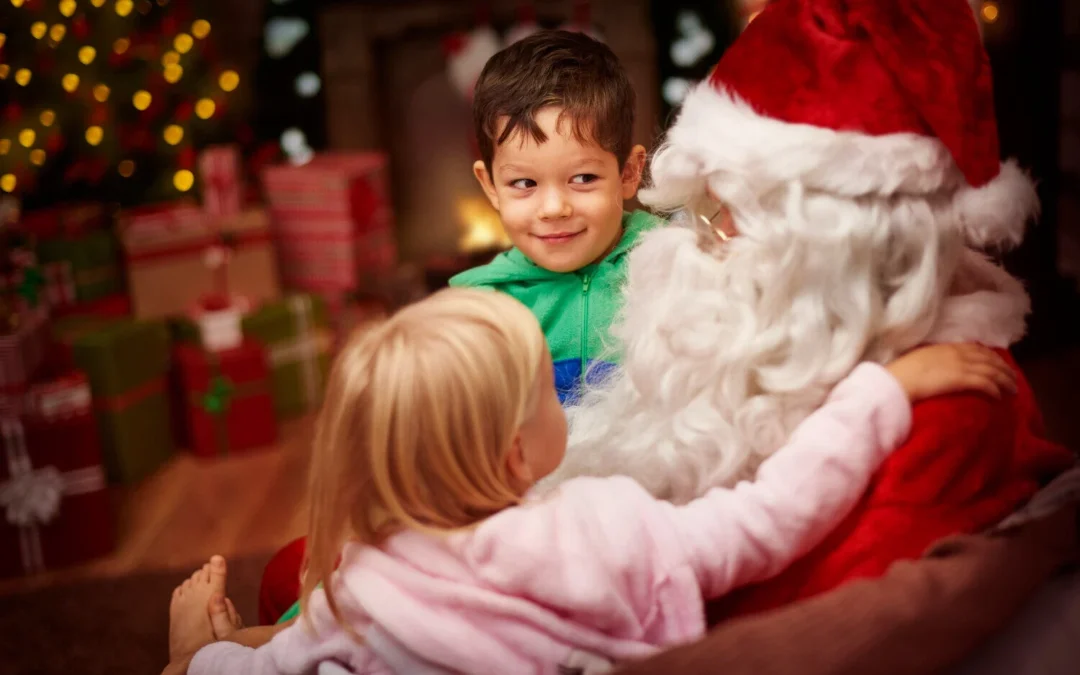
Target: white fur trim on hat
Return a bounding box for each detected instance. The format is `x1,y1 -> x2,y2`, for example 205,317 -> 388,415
951,160 -> 1039,249
652,83 -> 964,199
647,83 -> 1039,249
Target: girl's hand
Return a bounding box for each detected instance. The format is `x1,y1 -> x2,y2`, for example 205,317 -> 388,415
885,343 -> 1017,403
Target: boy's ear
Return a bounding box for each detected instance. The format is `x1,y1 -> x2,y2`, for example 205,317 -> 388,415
473,160 -> 501,212
621,145 -> 648,200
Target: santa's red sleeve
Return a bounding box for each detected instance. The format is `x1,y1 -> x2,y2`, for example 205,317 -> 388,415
707,350 -> 1075,624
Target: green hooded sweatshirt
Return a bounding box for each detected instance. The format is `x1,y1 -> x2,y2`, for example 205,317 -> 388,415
449,210 -> 661,403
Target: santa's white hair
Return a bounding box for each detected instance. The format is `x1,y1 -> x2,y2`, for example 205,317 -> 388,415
540,86 -> 1036,504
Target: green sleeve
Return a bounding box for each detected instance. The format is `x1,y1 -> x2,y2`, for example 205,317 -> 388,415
277,599 -> 301,624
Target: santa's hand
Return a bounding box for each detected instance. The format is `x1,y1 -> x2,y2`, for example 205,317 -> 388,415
885,343 -> 1017,402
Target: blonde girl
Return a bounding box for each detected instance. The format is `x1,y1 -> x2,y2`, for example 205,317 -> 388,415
167,287 -> 1016,675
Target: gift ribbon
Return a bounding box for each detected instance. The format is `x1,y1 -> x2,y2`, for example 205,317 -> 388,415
200,147 -> 243,217
0,416 -> 107,573
126,229 -> 272,265
271,296 -> 329,410
94,377 -> 166,413
30,377 -> 92,421
44,262 -> 77,307
189,359 -> 270,455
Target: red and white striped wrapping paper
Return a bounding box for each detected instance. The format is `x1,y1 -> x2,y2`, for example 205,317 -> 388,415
262,153 -> 397,292
198,145 -> 244,218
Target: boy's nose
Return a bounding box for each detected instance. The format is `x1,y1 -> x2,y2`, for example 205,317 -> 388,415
538,188 -> 572,220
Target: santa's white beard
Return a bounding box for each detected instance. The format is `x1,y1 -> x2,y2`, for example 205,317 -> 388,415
543,185 -> 974,503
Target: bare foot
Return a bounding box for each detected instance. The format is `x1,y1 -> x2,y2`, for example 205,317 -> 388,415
208,592 -> 244,640
168,556 -> 227,661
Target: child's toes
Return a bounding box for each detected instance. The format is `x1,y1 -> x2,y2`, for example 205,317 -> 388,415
208,593 -> 237,639
208,555 -> 227,596
224,597 -> 242,629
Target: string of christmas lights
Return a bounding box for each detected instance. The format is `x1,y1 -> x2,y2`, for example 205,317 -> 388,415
0,0 -> 245,208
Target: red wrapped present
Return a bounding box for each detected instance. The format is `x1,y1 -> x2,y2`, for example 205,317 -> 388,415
0,308 -> 48,395
0,372 -> 114,578
118,203 -> 280,319
198,145 -> 244,217
18,203 -> 109,239
174,339 -> 278,458
262,153 -> 397,294
51,293 -> 132,320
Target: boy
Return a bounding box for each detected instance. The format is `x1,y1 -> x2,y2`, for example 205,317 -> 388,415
449,30 -> 659,403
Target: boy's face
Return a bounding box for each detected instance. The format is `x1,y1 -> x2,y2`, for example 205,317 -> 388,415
474,107 -> 646,273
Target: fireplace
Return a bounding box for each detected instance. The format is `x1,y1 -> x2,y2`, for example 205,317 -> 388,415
317,0 -> 658,263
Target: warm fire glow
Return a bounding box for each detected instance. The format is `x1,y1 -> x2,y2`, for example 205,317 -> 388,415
457,197 -> 511,253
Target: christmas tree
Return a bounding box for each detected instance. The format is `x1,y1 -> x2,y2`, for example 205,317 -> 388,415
0,0 -> 245,210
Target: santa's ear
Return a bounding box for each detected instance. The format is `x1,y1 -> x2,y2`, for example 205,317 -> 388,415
473,160 -> 501,212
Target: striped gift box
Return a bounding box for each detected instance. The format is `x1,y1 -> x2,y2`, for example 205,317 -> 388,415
0,309 -> 47,391
262,153 -> 397,294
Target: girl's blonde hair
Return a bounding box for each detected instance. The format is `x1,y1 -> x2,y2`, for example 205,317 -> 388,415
300,287 -> 548,631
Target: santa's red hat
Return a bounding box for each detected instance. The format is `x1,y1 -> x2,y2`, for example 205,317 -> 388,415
651,0 -> 1037,248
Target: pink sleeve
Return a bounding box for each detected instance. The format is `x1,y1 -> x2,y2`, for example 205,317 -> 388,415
189,591 -> 378,675
665,363 -> 912,599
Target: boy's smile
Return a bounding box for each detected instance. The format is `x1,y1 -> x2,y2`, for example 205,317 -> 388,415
474,106 -> 646,273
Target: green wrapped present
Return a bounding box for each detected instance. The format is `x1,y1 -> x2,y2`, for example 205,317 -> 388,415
241,294 -> 333,418
53,317 -> 174,484
37,230 -> 124,303
166,316 -> 203,346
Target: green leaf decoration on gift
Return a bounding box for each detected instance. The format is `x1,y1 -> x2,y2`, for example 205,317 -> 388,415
17,265 -> 45,308
201,375 -> 235,416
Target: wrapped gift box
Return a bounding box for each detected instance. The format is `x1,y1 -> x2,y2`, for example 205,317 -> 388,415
1,261 -> 78,310
19,203 -> 109,239
241,294 -> 333,418
51,293 -> 132,320
54,318 -> 174,484
118,203 -> 281,320
0,308 -> 48,395
174,339 -> 277,457
198,145 -> 244,217
0,371 -> 115,578
262,153 -> 397,296
36,230 -> 124,304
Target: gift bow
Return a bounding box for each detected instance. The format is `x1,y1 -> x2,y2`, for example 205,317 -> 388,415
201,375 -> 234,415
0,465 -> 63,527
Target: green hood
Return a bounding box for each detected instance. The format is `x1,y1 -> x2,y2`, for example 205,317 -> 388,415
450,210 -> 657,288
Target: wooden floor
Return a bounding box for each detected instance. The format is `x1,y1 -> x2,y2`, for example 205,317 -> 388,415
0,416 -> 315,596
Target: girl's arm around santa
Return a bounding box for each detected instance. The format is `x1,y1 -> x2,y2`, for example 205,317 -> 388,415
658,363 -> 911,600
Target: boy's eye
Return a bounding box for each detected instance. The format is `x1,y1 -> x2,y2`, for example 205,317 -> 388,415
510,178 -> 536,190
570,174 -> 599,185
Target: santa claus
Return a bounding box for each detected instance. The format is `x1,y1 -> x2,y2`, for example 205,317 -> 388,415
548,0 -> 1076,618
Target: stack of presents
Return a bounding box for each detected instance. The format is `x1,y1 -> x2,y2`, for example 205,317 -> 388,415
0,148 -> 422,579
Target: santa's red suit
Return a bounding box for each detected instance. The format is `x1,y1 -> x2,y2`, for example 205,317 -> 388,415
708,348 -> 1073,622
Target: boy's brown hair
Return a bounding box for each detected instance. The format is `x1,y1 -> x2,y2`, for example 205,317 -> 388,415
473,30 -> 636,171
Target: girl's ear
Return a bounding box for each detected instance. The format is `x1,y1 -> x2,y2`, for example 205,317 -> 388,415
505,433 -> 533,487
